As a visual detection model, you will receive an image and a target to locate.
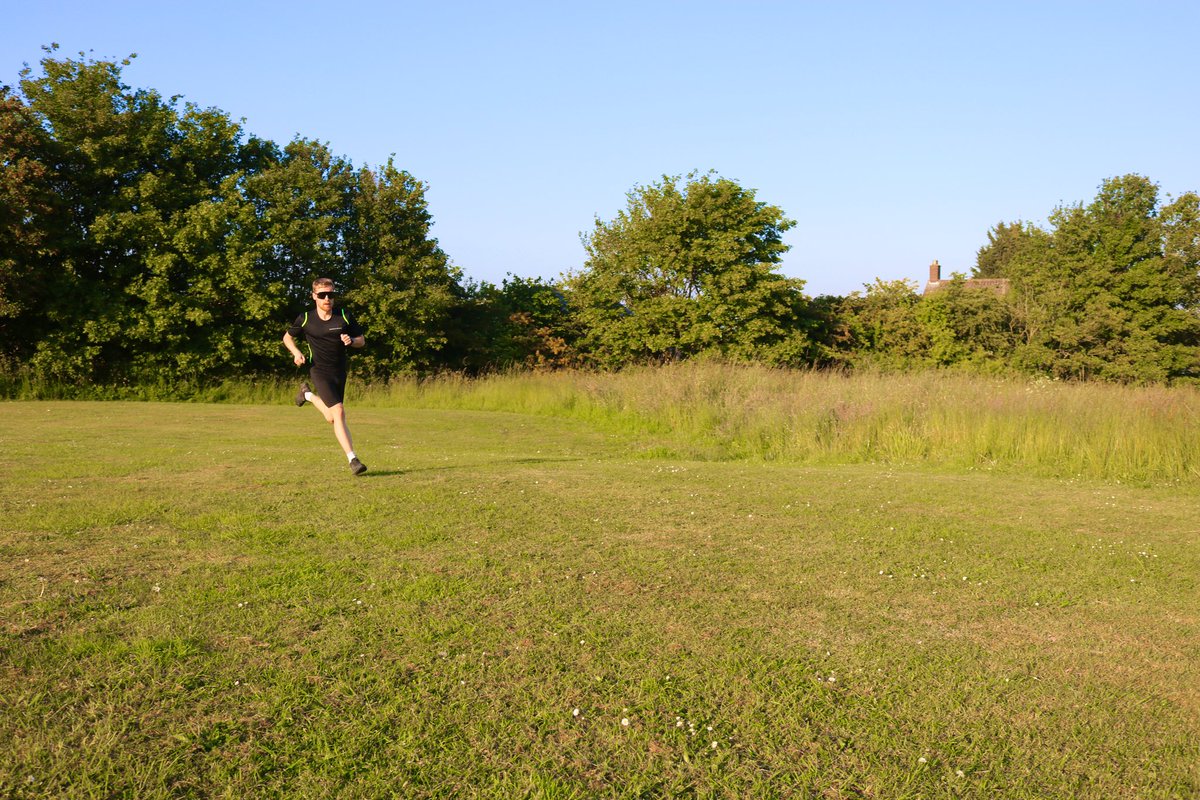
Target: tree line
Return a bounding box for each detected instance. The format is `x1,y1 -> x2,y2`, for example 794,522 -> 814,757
3,49 -> 1199,388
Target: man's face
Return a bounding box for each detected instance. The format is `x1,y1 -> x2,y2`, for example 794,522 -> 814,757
313,287 -> 336,310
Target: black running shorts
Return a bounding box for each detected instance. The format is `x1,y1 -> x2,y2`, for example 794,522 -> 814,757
309,369 -> 347,406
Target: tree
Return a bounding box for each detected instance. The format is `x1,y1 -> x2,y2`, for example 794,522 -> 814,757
1160,191 -> 1200,313
494,276 -> 579,369
836,279 -> 930,369
342,159 -> 460,376
14,47 -> 196,381
567,171 -> 810,367
4,48 -> 466,386
0,86 -> 54,366
915,278 -> 1018,368
974,220 -> 1035,278
1005,175 -> 1200,382
9,48 -> 302,382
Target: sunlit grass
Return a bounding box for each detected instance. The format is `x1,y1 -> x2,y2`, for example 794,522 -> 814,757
8,364 -> 1198,484
2,400 -> 1198,798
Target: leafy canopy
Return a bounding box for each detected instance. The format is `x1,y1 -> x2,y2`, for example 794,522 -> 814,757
1,47 -> 459,382
568,171 -> 811,366
1000,175 -> 1200,382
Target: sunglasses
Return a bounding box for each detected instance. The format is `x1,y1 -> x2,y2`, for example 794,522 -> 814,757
315,291 -> 336,299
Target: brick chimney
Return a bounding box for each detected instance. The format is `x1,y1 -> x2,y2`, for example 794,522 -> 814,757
929,260 -> 941,283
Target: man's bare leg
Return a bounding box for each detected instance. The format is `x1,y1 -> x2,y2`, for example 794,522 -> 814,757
308,395 -> 354,457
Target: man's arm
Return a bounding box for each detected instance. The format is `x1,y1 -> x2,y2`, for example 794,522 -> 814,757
283,332 -> 306,365
342,310 -> 365,349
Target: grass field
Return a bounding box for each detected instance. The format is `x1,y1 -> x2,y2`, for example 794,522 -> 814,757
2,395 -> 1198,798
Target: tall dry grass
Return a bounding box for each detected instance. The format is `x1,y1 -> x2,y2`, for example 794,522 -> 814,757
359,364 -> 1200,484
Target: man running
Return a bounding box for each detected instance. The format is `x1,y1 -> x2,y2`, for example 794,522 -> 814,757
283,278 -> 368,475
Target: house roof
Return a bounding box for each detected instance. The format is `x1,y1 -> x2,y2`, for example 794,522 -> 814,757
922,260 -> 1010,296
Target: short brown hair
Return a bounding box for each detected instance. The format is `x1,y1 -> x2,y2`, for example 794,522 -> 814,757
312,277 -> 335,292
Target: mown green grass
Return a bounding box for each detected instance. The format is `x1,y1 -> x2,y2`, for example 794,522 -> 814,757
2,399 -> 1198,798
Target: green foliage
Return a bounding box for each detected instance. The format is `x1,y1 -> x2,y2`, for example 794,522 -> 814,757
833,176 -> 1200,383
831,278 -> 1018,371
5,48 -> 1200,387
836,279 -> 930,369
1004,175 -> 1200,383
568,171 -> 813,367
916,279 -> 1019,367
449,276 -> 579,371
0,85 -> 53,361
833,277 -> 1020,373
974,220 -> 1036,278
343,160 -> 459,376
496,275 -> 579,367
2,48 -> 462,384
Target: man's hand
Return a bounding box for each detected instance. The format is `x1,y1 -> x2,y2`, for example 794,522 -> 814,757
283,333 -> 305,365
340,333 -> 353,346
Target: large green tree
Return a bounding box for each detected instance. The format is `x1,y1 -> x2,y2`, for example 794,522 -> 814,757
1004,175 -> 1200,382
6,47 -> 274,381
3,48 -> 465,386
342,160 -> 459,375
0,86 -> 54,367
567,171 -> 811,367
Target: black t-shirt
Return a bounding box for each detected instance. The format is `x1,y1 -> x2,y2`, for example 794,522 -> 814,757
287,307 -> 364,375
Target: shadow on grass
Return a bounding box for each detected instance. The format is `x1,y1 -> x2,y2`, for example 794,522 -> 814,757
360,456 -> 582,478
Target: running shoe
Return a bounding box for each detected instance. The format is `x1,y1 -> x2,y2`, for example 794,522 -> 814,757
295,381 -> 310,407
350,457 -> 367,476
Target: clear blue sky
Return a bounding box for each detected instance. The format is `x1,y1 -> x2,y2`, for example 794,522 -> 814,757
5,0 -> 1198,297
